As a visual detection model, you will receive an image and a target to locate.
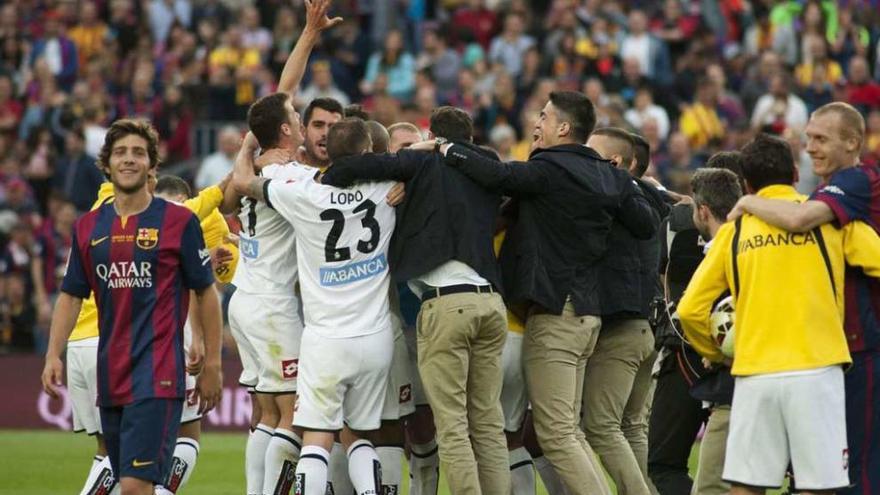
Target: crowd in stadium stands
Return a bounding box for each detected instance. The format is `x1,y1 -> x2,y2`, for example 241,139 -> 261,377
1,0 -> 880,354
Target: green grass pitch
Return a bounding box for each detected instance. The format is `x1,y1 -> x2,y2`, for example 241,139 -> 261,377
0,430 -> 786,494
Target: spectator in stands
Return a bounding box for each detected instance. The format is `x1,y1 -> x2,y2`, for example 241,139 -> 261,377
209,25 -> 261,112
28,11 -> 78,92
794,37 -> 843,88
657,132 -> 702,194
195,125 -> 240,191
363,29 -> 416,101
740,50 -> 783,113
452,0 -> 499,50
751,72 -> 809,133
679,77 -> 724,151
241,5 -> 272,56
297,61 -> 350,107
706,63 -> 747,127
845,56 -> 880,112
0,76 -> 22,138
0,272 -> 37,352
148,0 -> 192,46
416,28 -> 462,101
67,1 -> 108,68
488,12 -> 535,78
621,8 -> 671,84
51,128 -> 102,213
625,86 -> 670,139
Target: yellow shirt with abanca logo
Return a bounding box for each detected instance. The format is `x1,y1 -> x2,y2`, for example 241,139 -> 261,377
67,183 -> 234,342
677,184 -> 880,376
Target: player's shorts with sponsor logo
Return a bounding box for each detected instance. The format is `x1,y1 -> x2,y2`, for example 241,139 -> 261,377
501,331 -> 527,432
723,365 -> 849,491
294,326 -> 393,431
228,289 -> 303,393
101,398 -> 183,484
381,324 -> 416,421
68,336 -> 101,435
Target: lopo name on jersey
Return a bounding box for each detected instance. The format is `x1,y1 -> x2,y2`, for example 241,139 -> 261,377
319,253 -> 387,286
330,190 -> 364,205
96,261 -> 153,289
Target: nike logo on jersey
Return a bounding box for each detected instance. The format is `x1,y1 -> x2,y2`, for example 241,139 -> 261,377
132,459 -> 154,467
90,236 -> 109,247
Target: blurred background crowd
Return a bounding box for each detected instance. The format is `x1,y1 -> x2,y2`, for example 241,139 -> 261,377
1,0 -> 880,354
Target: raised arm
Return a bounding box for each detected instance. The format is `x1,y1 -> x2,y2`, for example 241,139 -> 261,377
442,143 -> 552,195
277,0 -> 343,95
727,195 -> 834,233
322,150 -> 425,187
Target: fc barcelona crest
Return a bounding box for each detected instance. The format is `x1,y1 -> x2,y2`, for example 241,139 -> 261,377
136,228 -> 159,249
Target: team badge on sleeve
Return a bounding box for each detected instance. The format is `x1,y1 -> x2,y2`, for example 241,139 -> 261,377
136,228 -> 159,249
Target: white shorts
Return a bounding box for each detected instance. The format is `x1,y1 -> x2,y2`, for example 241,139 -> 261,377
294,327 -> 393,431
228,290 -> 304,393
67,338 -> 101,435
381,324 -> 416,421
180,320 -> 202,423
723,366 -> 849,491
403,326 -> 429,407
501,331 -> 527,432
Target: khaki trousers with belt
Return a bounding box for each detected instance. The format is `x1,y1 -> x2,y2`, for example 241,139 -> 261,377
692,405 -> 731,495
417,291 -> 510,495
581,318 -> 656,495
524,301 -> 611,495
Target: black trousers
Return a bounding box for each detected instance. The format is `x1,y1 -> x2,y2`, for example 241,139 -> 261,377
648,346 -> 707,495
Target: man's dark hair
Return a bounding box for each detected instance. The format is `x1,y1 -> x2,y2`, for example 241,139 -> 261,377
591,127 -> 635,168
691,169 -> 743,221
247,92 -> 290,149
741,134 -> 796,192
366,121 -> 390,153
304,97 -> 344,126
630,133 -> 650,177
549,91 -> 596,143
97,118 -> 161,178
344,104 -> 370,121
429,106 -> 473,142
327,118 -> 372,161
704,150 -> 746,192
155,175 -> 192,199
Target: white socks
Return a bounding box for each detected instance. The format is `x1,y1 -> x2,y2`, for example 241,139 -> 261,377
347,440 -> 381,495
247,424 -> 274,495
408,439 -> 439,495
79,455 -> 116,495
263,428 -> 302,495
533,455 -> 568,495
294,445 -> 330,495
155,438 -> 200,493
376,446 -> 404,495
509,447 -> 536,495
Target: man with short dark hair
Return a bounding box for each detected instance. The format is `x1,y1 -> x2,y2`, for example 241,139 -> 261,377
322,105 -> 510,495
583,127 -> 663,495
53,128 -> 104,212
438,91 -> 656,495
679,133 -> 880,495
299,97 -> 344,169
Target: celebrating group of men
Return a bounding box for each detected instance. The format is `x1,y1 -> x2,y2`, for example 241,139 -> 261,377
40,1 -> 880,495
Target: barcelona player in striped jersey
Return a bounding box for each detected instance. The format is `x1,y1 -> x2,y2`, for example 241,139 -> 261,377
42,119 -> 223,495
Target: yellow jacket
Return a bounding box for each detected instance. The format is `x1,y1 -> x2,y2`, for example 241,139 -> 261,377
68,184 -> 232,341
678,185 -> 880,376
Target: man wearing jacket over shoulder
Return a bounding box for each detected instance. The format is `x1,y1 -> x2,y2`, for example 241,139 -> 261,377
321,107 -> 510,495
437,91 -> 657,495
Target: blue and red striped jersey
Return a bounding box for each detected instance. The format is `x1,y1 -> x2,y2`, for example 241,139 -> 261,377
812,164 -> 880,352
61,197 -> 214,407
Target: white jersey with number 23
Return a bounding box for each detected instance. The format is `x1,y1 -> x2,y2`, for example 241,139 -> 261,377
266,177 -> 396,339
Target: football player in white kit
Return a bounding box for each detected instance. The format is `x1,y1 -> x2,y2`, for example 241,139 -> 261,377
232,119 -> 397,495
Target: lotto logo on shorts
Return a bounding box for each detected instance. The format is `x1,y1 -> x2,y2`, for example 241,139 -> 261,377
399,384 -> 412,404
282,359 -> 298,380
186,388 -> 197,406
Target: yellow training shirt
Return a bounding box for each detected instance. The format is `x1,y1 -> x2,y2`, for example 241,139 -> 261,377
494,230 -> 523,334
68,184 -> 228,342
677,185 -> 880,376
